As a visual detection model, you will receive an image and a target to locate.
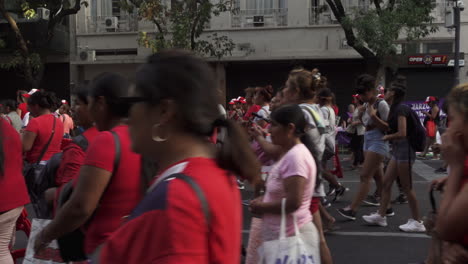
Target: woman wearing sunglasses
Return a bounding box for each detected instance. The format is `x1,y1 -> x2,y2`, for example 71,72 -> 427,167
98,50 -> 260,263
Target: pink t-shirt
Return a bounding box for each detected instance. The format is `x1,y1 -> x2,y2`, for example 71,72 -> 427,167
263,144 -> 316,235
61,114 -> 74,135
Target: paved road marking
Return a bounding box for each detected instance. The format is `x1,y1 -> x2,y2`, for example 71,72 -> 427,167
328,231 -> 430,238
338,180 -> 428,183
413,160 -> 442,182
242,230 -> 429,238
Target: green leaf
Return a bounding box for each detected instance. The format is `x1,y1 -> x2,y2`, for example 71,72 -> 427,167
81,1 -> 89,8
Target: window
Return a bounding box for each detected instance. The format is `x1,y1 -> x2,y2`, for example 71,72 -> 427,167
403,42 -> 420,54
423,42 -> 454,54
91,0 -> 98,18
247,0 -> 274,12
112,0 -> 120,17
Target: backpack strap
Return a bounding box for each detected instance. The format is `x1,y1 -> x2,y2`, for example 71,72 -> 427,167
36,116 -> 57,164
300,105 -> 326,134
168,173 -> 211,226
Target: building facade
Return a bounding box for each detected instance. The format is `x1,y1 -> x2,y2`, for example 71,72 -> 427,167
71,0 -> 468,108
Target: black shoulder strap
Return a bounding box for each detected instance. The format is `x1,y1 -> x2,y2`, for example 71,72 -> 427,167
110,131 -> 121,177
36,116 -> 57,164
168,173 -> 211,226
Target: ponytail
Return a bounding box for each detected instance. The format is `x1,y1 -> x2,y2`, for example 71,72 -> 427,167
215,119 -> 261,185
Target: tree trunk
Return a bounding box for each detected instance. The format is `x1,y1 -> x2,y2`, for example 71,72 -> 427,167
0,0 -> 35,89
375,62 -> 386,86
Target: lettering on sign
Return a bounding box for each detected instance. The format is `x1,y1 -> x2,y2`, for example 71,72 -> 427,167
275,254 -> 316,264
408,55 -> 448,65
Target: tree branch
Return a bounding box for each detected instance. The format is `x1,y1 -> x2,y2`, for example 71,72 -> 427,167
0,0 -> 35,87
373,0 -> 382,15
190,0 -> 207,50
47,0 -> 83,42
325,0 -> 376,59
387,0 -> 396,11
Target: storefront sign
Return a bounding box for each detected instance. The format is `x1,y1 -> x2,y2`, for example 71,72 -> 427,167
408,55 -> 448,66
448,59 -> 465,67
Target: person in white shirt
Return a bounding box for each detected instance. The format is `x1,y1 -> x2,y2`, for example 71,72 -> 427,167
252,85 -> 273,128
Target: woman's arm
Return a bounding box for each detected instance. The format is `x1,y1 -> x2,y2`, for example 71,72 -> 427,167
255,136 -> 282,161
431,106 -> 440,120
436,129 -> 468,241
250,176 -> 306,215
37,165 -> 112,246
368,105 -> 389,132
435,165 -> 468,241
22,131 -> 37,153
383,116 -> 407,141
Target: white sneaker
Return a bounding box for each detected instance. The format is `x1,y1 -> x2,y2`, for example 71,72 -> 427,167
362,213 -> 387,227
399,219 -> 426,233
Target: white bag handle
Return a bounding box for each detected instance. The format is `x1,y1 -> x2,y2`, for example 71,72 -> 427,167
279,198 -> 301,240
279,198 -> 287,239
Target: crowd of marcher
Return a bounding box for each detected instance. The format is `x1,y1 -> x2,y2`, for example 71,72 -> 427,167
0,49 -> 467,264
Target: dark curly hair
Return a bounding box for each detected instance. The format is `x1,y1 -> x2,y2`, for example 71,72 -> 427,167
28,91 -> 59,111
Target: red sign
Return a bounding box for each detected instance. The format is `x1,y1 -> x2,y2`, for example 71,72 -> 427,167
408,55 -> 448,65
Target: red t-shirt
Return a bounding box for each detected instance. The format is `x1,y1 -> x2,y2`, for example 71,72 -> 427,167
243,104 -> 261,121
55,126 -> 100,187
332,105 -> 339,116
82,125 -> 142,254
99,157 -> 242,264
25,114 -> 64,163
0,119 -> 30,212
18,102 -> 28,119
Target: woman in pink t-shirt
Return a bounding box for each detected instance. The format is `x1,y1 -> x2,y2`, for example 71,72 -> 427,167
58,103 -> 74,138
249,104 -> 319,248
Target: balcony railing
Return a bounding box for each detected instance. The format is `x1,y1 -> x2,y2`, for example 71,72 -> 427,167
231,8 -> 287,28
79,15 -> 140,34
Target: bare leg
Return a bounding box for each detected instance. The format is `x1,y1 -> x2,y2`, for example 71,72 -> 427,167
321,159 -> 340,188
313,211 -> 334,264
397,161 -> 421,221
373,163 -> 384,197
378,160 -> 399,216
319,203 -> 335,230
350,151 -> 385,211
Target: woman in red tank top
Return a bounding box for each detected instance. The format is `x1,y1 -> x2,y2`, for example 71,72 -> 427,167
436,83 -> 468,263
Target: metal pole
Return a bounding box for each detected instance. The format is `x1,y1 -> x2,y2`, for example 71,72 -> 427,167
454,3 -> 461,86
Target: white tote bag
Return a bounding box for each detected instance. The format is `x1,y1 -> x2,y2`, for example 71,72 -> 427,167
258,199 -> 320,264
23,219 -> 66,264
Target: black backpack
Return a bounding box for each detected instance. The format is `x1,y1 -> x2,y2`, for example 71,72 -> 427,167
37,135 -> 89,195
406,106 -> 427,152
34,134 -> 89,218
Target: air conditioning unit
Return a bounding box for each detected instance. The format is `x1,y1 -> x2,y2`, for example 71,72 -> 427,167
253,16 -> 264,26
100,16 -> 118,31
37,8 -> 50,20
78,50 -> 96,62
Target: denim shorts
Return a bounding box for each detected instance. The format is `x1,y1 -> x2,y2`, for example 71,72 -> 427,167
363,129 -> 389,157
391,139 -> 416,162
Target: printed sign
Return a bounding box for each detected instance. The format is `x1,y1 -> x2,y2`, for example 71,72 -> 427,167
404,100 -> 446,124
408,55 -> 448,65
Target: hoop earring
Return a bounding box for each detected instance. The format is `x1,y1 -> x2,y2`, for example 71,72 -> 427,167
151,123 -> 168,142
